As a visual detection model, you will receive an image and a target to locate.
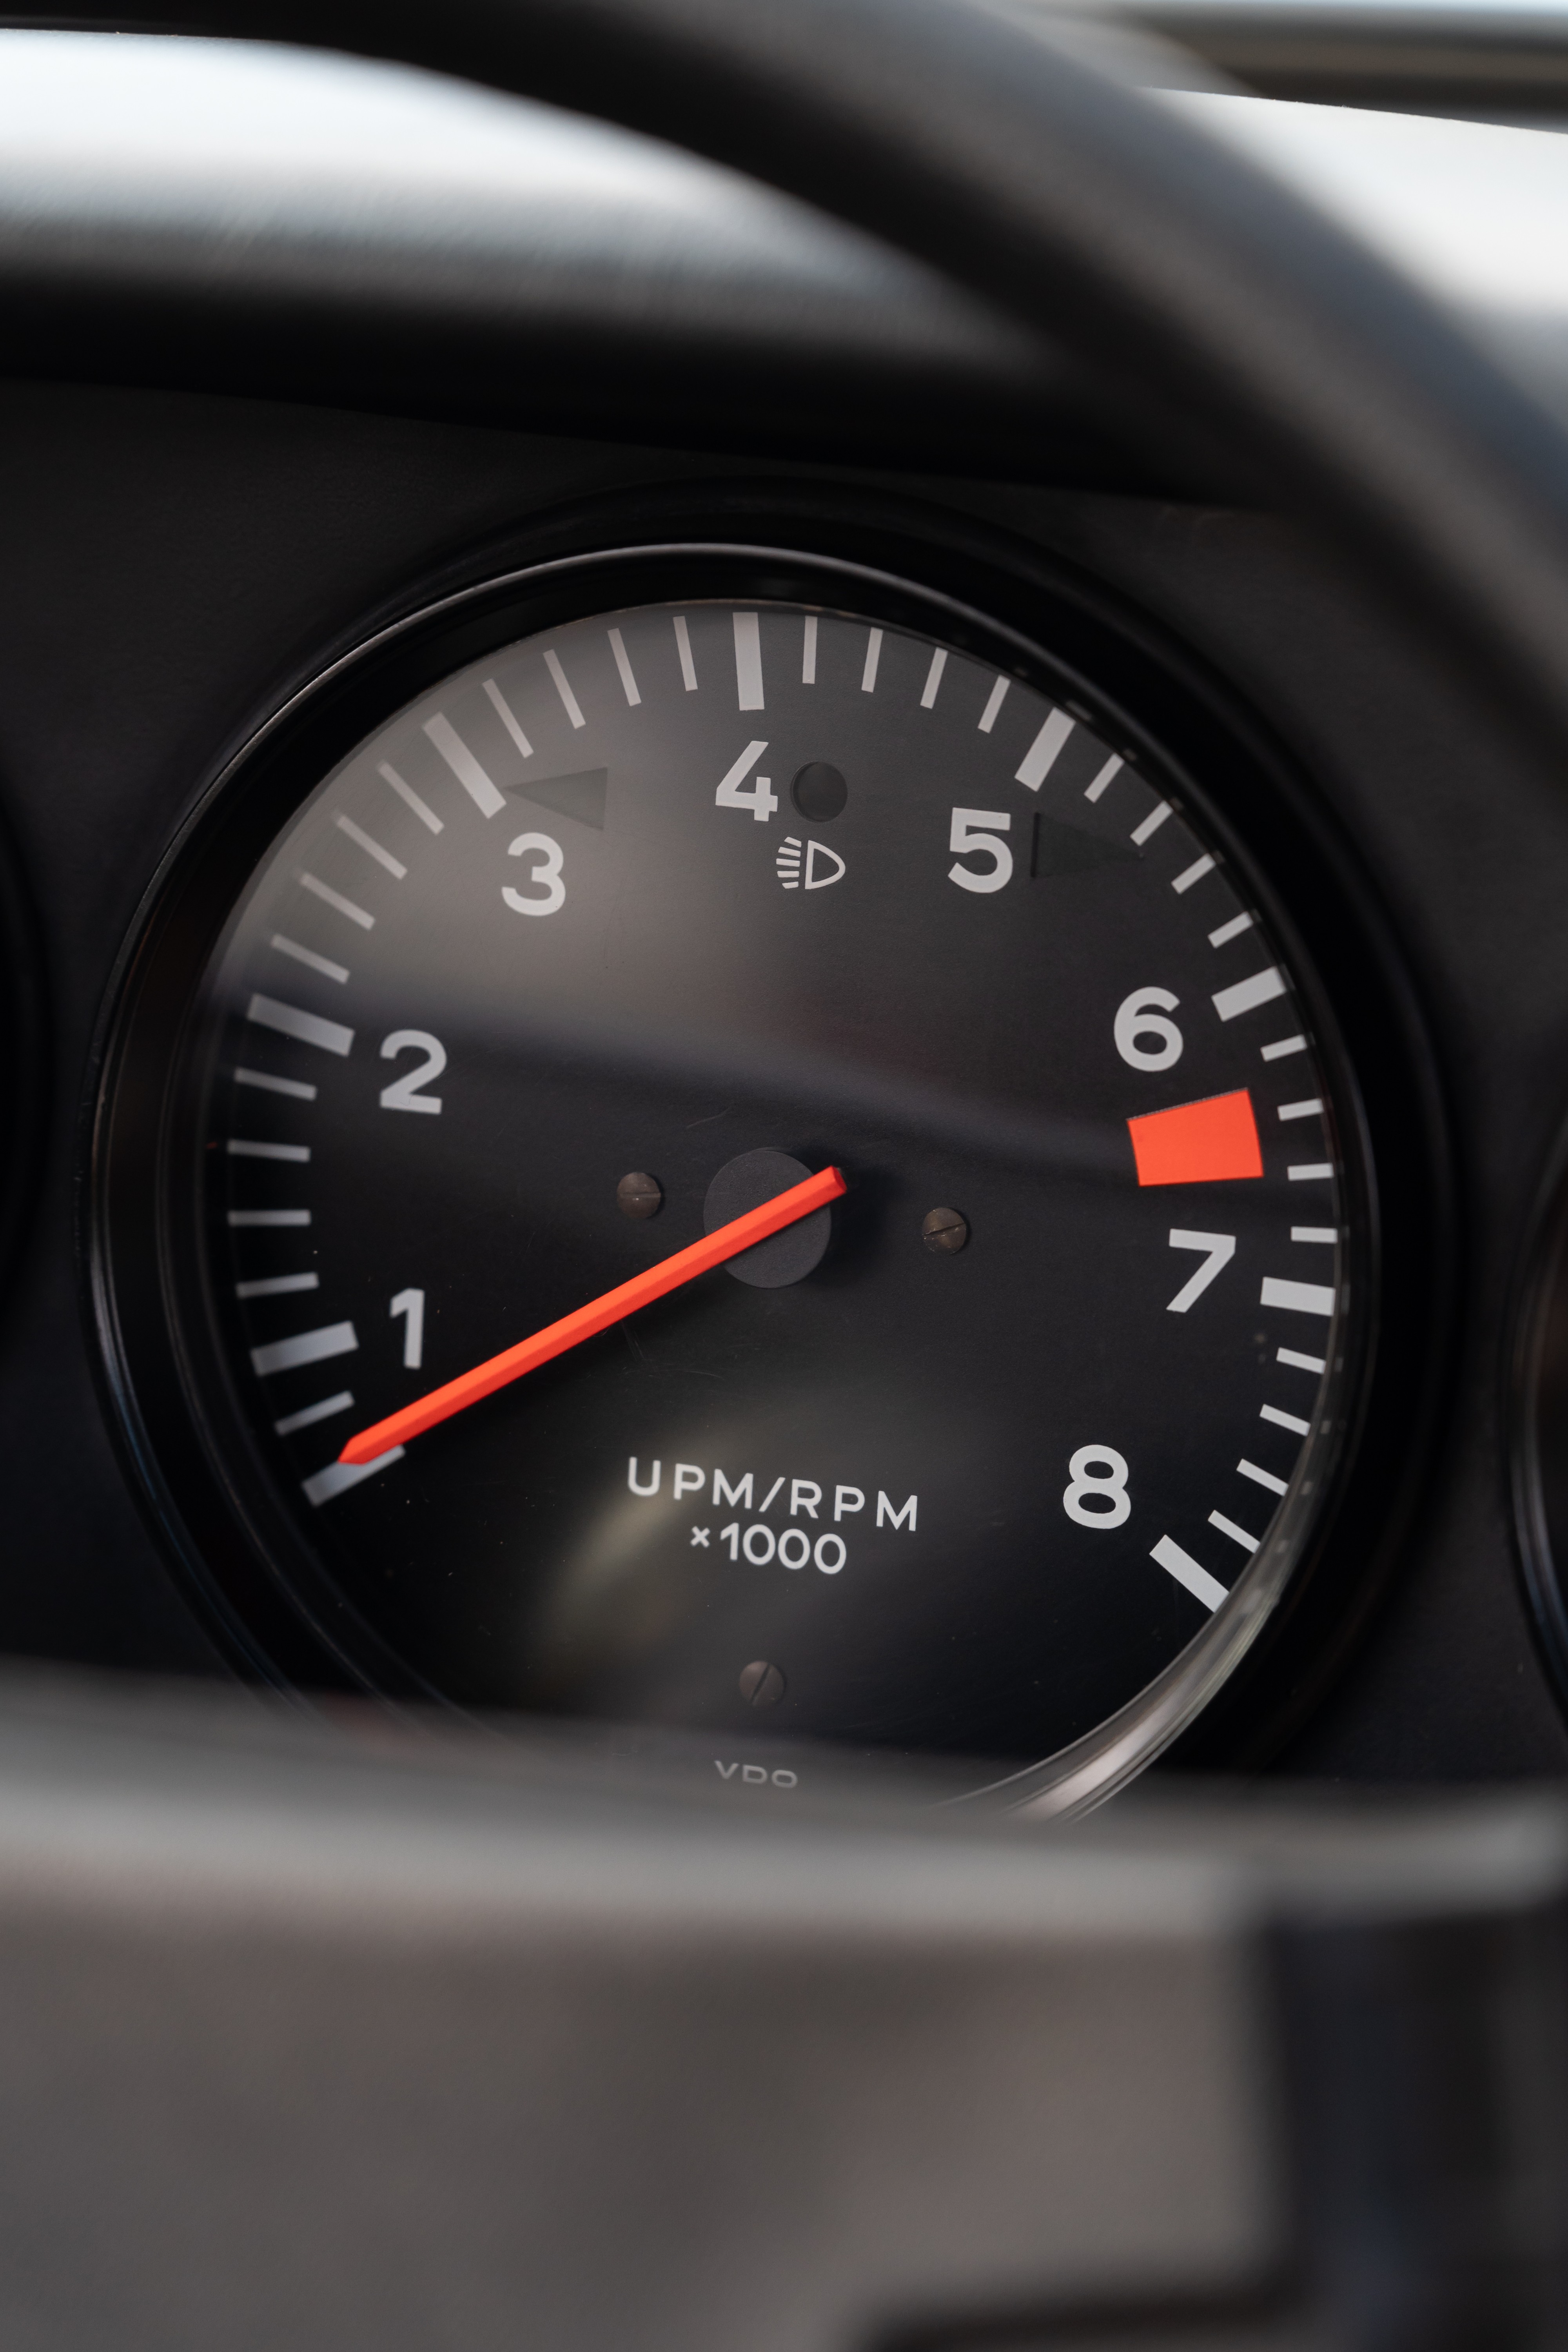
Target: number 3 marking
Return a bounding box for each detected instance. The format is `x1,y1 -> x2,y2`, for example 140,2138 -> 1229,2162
504,831 -> 565,916
1063,1445 -> 1132,1528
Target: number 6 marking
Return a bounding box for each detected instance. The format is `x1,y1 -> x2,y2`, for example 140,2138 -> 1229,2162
1166,1230 -> 1236,1313
1114,986 -> 1183,1071
504,831 -> 565,916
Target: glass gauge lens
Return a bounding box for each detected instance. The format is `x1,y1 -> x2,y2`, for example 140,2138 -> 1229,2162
113,583 -> 1363,1803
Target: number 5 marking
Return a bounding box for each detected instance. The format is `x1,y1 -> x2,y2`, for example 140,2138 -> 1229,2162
504,831 -> 565,915
1166,1229 -> 1236,1313
949,808 -> 1013,894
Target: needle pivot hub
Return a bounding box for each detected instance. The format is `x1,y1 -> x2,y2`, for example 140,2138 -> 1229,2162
704,1149 -> 834,1288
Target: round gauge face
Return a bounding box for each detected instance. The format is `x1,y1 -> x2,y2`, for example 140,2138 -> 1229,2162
96,555 -> 1365,1807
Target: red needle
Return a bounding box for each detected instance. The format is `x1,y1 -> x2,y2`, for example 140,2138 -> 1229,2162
337,1164 -> 847,1467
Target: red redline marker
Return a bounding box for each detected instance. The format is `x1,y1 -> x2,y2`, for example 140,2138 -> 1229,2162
338,1165 -> 847,1467
1128,1089 -> 1263,1186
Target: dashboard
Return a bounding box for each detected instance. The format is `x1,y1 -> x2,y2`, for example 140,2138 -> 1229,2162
7,13 -> 1568,1809
11,11 -> 1568,2347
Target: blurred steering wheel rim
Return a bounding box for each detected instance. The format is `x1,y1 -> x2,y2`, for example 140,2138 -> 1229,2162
57,0 -> 1568,756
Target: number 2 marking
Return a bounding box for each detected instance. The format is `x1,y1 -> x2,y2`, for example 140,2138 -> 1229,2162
1166,1230 -> 1236,1312
379,1030 -> 446,1114
390,1287 -> 425,1369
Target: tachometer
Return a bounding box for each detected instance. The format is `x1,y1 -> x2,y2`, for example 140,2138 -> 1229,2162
90,543 -> 1370,1808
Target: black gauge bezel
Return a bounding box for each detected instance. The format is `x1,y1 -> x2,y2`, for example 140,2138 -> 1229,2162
83,484 -> 1452,1790
1510,1121 -> 1568,1711
0,792 -> 47,1336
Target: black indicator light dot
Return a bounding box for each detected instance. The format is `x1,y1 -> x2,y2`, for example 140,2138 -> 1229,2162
739,1661 -> 786,1707
922,1206 -> 969,1254
616,1171 -> 663,1220
790,762 -> 848,821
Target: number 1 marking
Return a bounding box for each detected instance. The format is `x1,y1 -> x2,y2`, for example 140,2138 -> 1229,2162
391,1288 -> 425,1370
1166,1230 -> 1236,1312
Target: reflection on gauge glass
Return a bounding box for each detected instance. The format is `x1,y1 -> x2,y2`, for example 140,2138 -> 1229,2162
98,573 -> 1366,1808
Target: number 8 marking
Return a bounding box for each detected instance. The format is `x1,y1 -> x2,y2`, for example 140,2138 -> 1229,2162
1063,1445 -> 1132,1529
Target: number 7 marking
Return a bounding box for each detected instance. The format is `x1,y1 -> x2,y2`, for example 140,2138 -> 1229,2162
1166,1230 -> 1236,1313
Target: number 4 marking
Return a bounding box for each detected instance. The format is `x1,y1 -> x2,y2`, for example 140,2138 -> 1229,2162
1166,1230 -> 1236,1313
391,1287 -> 425,1368
715,740 -> 777,822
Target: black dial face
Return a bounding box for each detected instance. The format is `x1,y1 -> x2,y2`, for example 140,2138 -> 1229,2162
98,557 -> 1365,1807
